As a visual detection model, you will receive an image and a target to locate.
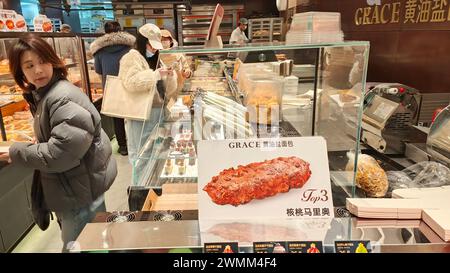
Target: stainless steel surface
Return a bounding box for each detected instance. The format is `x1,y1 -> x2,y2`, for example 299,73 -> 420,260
76,220 -> 200,252
427,105 -> 450,166
362,83 -> 422,154
75,217 -> 450,252
405,143 -> 430,163
419,93 -> 450,126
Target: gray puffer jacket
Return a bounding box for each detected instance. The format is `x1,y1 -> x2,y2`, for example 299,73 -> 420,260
9,77 -> 117,213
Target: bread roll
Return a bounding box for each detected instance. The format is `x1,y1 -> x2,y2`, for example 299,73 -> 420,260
346,153 -> 389,197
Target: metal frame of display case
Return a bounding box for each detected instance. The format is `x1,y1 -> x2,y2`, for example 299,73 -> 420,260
78,33 -> 104,106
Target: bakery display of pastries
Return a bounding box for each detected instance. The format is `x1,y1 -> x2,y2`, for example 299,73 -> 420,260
1,110 -> 34,142
189,77 -> 231,96
0,59 -> 9,74
160,130 -> 197,178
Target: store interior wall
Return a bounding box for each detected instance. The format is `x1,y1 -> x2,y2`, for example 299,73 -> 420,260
296,0 -> 450,94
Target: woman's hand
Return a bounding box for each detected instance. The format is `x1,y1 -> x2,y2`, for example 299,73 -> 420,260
158,68 -> 174,77
182,69 -> 192,79
0,152 -> 11,163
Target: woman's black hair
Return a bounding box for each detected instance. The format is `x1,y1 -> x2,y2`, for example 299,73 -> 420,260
104,21 -> 121,33
136,32 -> 159,70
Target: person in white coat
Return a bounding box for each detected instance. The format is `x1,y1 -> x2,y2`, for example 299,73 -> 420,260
160,29 -> 191,92
118,23 -> 177,185
230,18 -> 249,44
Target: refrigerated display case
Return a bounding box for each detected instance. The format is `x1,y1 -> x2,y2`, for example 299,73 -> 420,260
76,41 -> 450,253
0,32 -> 89,142
128,41 -> 370,205
79,33 -> 104,106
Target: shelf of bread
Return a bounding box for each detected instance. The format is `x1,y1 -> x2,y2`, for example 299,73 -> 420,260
1,99 -> 27,116
0,83 -> 25,107
91,85 -> 103,103
91,93 -> 103,103
0,59 -> 10,78
2,110 -> 34,142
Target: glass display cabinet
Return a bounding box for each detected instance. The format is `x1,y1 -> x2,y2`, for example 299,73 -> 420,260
130,41 -> 370,206
0,32 -> 89,142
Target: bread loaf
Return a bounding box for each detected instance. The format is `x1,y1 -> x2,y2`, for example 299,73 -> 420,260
346,153 -> 389,197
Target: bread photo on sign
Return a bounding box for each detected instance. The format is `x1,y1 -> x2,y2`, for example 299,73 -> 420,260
203,156 -> 312,206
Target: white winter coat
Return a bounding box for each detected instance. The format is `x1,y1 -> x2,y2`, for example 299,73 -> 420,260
118,49 -> 178,109
118,49 -> 178,181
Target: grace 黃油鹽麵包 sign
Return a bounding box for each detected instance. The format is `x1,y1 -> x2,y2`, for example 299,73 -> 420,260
198,136 -> 334,221
354,0 -> 450,26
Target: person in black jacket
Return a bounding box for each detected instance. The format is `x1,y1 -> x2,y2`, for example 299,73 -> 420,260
0,34 -> 117,252
90,21 -> 136,156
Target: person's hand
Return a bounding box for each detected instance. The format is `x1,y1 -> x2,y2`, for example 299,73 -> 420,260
0,152 -> 11,164
159,68 -> 174,77
182,69 -> 192,79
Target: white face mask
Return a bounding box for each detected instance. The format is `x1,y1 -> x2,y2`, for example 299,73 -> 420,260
146,50 -> 154,58
162,40 -> 171,49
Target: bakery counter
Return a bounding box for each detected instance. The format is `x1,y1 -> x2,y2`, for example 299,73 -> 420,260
74,216 -> 450,253
0,161 -> 34,252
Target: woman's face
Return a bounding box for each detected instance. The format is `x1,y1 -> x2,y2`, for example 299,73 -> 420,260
20,50 -> 53,89
162,37 -> 172,49
146,42 -> 158,54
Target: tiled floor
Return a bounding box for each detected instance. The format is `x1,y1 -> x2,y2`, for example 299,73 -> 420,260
12,139 -> 131,253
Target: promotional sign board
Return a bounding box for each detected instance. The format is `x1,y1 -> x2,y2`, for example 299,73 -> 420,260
33,14 -> 53,32
0,9 -> 27,32
198,136 -> 334,221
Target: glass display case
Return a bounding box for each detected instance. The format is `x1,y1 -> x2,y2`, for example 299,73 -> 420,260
0,32 -> 89,142
80,33 -> 104,105
130,41 -> 370,204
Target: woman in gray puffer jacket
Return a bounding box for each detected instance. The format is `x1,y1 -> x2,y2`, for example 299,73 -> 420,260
1,34 -> 117,251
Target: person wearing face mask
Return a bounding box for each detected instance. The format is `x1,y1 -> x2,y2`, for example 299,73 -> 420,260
230,18 -> 249,44
160,29 -> 191,91
118,24 -> 177,186
0,34 -> 117,252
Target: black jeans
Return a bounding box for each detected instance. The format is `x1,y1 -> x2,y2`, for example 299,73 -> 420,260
113,117 -> 127,148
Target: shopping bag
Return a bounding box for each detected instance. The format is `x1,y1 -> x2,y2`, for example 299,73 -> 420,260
101,75 -> 153,120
